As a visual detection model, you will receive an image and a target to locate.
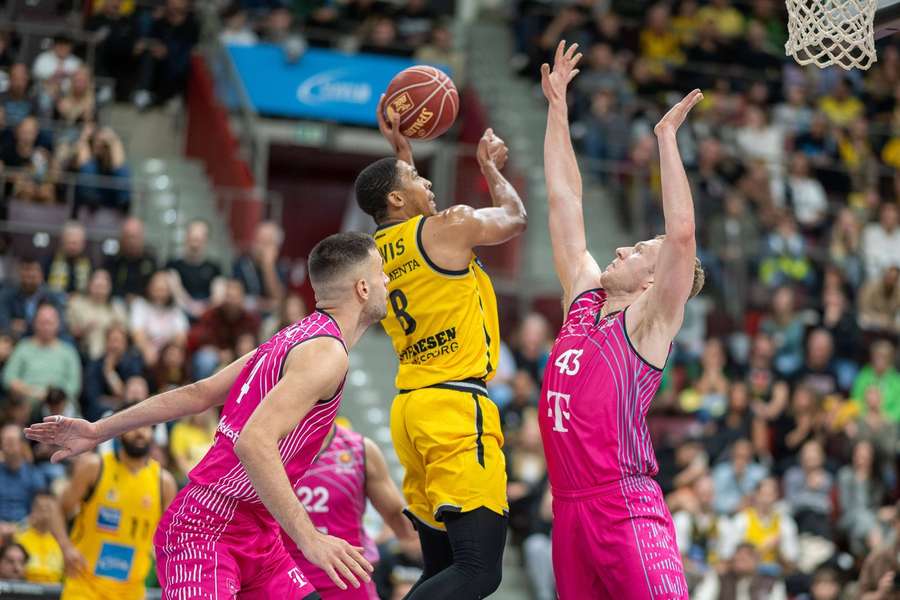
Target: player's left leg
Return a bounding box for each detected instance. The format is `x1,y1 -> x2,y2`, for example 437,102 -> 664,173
405,513 -> 454,593
404,507 -> 507,600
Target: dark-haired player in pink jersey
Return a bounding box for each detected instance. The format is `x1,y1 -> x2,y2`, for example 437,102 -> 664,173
539,41 -> 706,599
26,232 -> 388,599
283,422 -> 417,599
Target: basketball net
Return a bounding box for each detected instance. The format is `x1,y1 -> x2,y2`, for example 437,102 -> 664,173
785,0 -> 878,70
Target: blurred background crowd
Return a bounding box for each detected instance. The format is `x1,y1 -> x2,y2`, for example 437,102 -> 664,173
0,0 -> 897,599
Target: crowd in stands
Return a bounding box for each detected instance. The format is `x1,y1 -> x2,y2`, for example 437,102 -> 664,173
496,0 -> 900,598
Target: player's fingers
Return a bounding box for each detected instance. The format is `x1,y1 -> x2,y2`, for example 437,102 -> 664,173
564,42 -> 578,60
324,565 -> 347,590
540,63 -> 550,78
567,69 -> 580,82
51,448 -> 72,464
347,546 -> 374,572
335,560 -> 360,589
555,40 -> 565,63
572,52 -> 583,66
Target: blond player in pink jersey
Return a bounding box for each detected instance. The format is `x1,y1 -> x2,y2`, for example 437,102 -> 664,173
538,42 -> 706,599
26,232 -> 388,599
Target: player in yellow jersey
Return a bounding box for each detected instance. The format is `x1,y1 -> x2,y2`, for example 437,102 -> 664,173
352,98 -> 527,600
52,401 -> 176,600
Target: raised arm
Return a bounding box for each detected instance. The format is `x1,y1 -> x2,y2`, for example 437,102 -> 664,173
233,338 -> 372,591
636,90 -> 704,338
25,351 -> 253,462
363,437 -> 417,547
541,41 -> 602,306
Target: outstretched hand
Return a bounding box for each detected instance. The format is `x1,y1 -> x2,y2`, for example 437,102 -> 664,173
541,40 -> 582,105
376,93 -> 413,165
24,416 -> 101,463
654,89 -> 704,137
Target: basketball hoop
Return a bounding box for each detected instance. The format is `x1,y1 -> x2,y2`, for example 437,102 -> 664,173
785,0 -> 900,70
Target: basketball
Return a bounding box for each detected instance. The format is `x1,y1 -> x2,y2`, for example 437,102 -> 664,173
383,66 -> 459,141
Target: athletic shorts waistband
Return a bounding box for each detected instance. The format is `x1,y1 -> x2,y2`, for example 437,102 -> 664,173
398,378 -> 488,397
552,475 -> 657,501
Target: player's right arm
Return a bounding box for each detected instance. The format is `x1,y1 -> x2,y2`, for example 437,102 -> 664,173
25,352 -> 254,463
363,437 -> 417,548
541,41 -> 603,309
234,338 -> 372,591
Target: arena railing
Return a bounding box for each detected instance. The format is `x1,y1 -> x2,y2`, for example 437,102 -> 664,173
0,20 -> 100,74
0,580 -> 162,599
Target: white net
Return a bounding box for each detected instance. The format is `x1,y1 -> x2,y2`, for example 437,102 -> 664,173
785,0 -> 878,70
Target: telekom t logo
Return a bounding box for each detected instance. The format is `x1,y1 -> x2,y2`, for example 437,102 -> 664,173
546,391 -> 572,433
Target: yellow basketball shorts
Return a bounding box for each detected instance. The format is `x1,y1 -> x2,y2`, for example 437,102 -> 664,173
390,379 -> 508,531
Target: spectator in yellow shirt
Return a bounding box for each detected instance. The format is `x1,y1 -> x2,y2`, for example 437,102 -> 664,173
819,79 -> 864,127
14,492 -> 62,584
169,409 -> 217,483
640,3 -> 685,74
698,0 -> 745,39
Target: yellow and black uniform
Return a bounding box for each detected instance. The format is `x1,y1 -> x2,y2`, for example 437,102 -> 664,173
743,508 -> 781,564
61,451 -> 162,600
376,214 -> 507,529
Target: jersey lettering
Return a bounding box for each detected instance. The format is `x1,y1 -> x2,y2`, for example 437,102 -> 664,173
546,390 -> 572,433
236,353 -> 267,404
296,486 -> 330,513
554,349 -> 583,376
389,289 -> 417,335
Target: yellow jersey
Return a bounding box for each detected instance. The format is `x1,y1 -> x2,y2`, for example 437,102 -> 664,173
744,508 -> 781,563
15,527 -> 63,583
67,451 -> 162,598
376,215 -> 500,390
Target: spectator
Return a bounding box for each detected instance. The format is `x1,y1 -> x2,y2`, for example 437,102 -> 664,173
773,85 -> 814,136
1,304 -> 81,405
168,408 -> 216,483
687,337 -> 730,418
512,312 -> 551,387
704,381 -> 767,463
693,543 -> 787,600
697,0 -> 745,39
1,116 -> 58,204
359,17 -> 409,57
581,89 -> 632,172
818,287 -> 861,389
219,4 -> 258,47
85,0 -> 138,101
707,192 -> 760,319
828,208 -> 864,289
259,292 -> 307,340
54,66 -> 96,130
521,485 -> 554,600
187,279 -> 259,379
862,202 -> 900,281
0,425 -> 46,527
711,438 -> 768,514
770,385 -> 823,474
673,475 -> 726,583
792,328 -> 841,398
760,286 -> 808,377
103,217 -> 157,299
13,492 -> 62,583
858,266 -> 900,335
74,125 -> 131,215
758,214 -> 815,292
0,64 -> 37,127
80,323 -> 144,420
858,503 -> 900,600
31,35 -> 82,91
132,0 -> 200,109
771,153 -> 828,234
851,340 -> 900,417
818,78 -> 864,127
151,340 -> 189,392
720,477 -> 799,570
0,542 -> 28,581
639,4 -> 684,74
783,440 -> 833,542
734,106 -> 785,181
414,21 -> 465,88
506,409 -> 547,545
847,386 -> 898,472
0,258 -> 67,339
66,269 -> 128,359
232,220 -> 287,313
165,219 -> 221,316
806,566 -> 844,600
43,221 -> 92,295
129,270 -> 189,367
394,0 -> 435,48
837,439 -> 889,555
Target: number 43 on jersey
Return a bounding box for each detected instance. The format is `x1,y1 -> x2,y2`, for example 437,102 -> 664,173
547,349 -> 582,433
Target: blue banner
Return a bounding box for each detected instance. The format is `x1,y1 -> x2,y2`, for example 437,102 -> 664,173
226,45 -> 450,125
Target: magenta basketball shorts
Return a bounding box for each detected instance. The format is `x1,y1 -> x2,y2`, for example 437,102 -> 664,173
154,483 -> 319,599
551,476 -> 688,600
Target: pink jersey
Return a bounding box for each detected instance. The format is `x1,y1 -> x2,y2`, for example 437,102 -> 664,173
188,310 -> 347,512
285,425 -> 379,595
539,288 -> 667,493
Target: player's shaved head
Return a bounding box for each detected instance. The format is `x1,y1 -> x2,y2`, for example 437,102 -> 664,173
308,232 -> 378,294
355,158 -> 400,223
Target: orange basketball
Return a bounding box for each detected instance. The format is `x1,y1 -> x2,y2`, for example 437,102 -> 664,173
383,66 -> 459,141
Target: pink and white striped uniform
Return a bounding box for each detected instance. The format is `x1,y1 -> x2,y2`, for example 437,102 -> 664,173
284,425 -> 379,599
154,310 -> 346,599
538,289 -> 687,599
